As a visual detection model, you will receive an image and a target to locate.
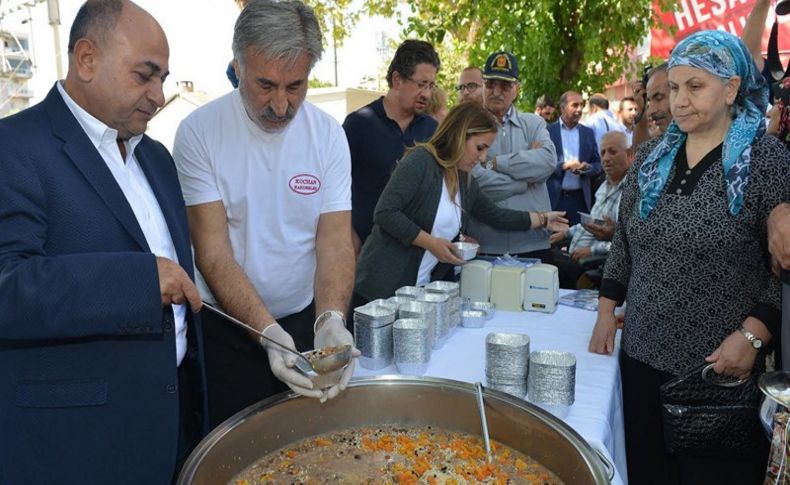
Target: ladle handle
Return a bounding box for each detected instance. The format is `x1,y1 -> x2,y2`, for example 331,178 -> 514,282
475,382 -> 493,463
201,301 -> 307,362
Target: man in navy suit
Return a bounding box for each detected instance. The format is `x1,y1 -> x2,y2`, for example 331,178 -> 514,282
0,1 -> 206,483
548,91 -> 603,225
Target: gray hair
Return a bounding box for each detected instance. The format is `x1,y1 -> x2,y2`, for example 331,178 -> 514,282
601,130 -> 628,149
232,0 -> 323,71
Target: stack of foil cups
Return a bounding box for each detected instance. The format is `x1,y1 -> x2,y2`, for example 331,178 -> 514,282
393,318 -> 432,375
485,332 -> 530,398
395,286 -> 424,301
527,351 -> 576,407
424,281 -> 461,329
353,302 -> 397,370
416,292 -> 450,349
398,301 -> 434,349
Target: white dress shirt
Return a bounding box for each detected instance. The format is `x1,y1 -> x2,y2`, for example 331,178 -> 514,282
57,82 -> 187,365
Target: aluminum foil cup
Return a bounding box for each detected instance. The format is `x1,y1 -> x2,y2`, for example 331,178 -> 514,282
486,332 -> 530,380
528,350 -> 576,406
393,318 -> 431,376
425,281 -> 460,297
353,303 -> 397,327
417,293 -> 450,349
386,296 -> 413,310
398,301 -> 434,347
461,309 -> 486,328
464,300 -> 496,320
453,241 -> 480,260
485,372 -> 527,386
353,303 -> 397,370
486,381 -> 527,399
368,298 -> 400,314
425,281 -> 461,323
395,286 -> 424,300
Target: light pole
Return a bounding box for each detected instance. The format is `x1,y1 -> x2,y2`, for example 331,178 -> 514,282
46,0 -> 61,79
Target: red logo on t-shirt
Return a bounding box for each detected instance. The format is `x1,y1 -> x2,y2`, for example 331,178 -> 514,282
289,174 -> 321,195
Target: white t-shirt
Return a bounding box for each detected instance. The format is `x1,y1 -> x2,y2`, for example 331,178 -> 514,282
173,90 -> 351,319
416,179 -> 461,286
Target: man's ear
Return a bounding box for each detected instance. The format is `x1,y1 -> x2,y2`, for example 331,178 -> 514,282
71,38 -> 100,82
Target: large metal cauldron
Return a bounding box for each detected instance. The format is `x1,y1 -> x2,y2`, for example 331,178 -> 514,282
178,376 -> 609,484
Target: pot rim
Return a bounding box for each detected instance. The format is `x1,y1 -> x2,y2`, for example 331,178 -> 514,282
178,375 -> 610,485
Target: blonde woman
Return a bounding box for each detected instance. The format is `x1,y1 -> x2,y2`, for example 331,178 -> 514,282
353,102 -> 567,304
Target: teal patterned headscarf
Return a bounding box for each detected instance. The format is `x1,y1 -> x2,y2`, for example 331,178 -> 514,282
638,30 -> 768,219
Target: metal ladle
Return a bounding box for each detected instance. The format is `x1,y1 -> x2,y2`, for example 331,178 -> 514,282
759,371 -> 790,408
202,302 -> 351,375
475,382 -> 493,463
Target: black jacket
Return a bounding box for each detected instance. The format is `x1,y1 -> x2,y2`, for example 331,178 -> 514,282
355,147 -> 534,301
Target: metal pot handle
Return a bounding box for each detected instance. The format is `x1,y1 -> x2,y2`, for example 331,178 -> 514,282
594,447 -> 615,482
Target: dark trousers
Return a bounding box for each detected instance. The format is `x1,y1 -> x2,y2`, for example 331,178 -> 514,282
173,358 -> 202,483
200,302 -> 315,428
620,351 -> 768,485
548,248 -> 586,289
555,189 -> 587,226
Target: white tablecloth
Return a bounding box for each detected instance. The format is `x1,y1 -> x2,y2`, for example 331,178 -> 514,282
354,294 -> 628,484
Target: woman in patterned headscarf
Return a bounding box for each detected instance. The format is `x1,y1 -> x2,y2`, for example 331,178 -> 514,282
589,30 -> 790,484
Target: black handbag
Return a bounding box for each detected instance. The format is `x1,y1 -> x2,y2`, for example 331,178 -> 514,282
660,363 -> 765,456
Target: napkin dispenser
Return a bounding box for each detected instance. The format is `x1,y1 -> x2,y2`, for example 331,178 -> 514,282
490,265 -> 526,312
524,264 -> 559,313
460,259 -> 493,302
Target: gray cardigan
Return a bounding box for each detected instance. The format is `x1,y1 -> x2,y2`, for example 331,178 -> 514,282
354,147 -> 534,301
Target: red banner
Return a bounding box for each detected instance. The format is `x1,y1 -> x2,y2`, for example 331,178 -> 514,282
651,0 -> 790,61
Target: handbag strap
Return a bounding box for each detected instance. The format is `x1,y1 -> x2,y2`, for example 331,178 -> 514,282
767,19 -> 790,82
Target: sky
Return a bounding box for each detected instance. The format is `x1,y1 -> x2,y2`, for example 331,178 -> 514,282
0,0 -> 402,104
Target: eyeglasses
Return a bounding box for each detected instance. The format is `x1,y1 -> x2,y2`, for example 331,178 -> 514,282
484,79 -> 517,91
405,77 -> 436,92
456,82 -> 482,93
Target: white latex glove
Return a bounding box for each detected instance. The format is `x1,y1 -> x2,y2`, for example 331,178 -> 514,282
314,314 -> 361,402
260,323 -> 323,399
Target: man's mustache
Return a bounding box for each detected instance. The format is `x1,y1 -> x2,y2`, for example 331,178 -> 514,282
260,105 -> 296,123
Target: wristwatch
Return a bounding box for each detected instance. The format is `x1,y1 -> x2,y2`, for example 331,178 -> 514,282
738,326 -> 763,349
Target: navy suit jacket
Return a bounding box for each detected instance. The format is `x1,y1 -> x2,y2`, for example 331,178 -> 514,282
547,121 -> 602,210
0,85 -> 207,484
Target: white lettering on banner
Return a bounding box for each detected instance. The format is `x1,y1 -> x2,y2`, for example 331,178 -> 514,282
674,0 -> 750,32
288,174 -> 322,195
710,0 -> 726,16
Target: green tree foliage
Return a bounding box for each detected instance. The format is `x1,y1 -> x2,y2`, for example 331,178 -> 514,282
366,0 -> 676,110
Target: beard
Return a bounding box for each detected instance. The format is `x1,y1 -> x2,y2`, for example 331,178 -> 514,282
239,83 -> 299,133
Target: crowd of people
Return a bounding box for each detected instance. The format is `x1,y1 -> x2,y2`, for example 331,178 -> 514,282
0,0 -> 788,484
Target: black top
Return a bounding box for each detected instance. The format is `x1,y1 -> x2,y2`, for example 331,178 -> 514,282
600,135 -> 790,374
343,97 -> 438,243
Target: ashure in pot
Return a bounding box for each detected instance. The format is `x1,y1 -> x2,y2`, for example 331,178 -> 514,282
178,376 -> 609,485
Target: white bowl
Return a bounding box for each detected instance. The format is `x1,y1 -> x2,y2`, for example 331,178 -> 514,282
453,241 -> 480,260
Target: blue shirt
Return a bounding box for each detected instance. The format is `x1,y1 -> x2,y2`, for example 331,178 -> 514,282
559,118 -> 582,191
343,97 -> 437,242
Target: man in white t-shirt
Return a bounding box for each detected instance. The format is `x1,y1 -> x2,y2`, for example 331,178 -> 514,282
173,0 -> 357,427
